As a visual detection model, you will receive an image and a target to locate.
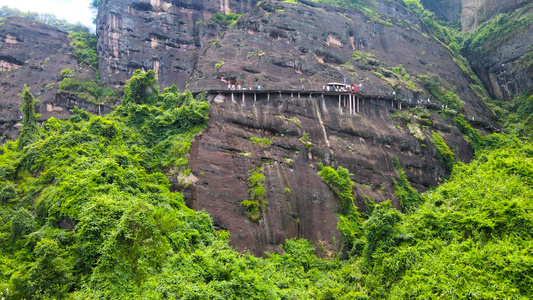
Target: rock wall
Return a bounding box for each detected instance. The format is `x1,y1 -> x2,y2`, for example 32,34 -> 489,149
421,0 -> 462,23
95,0 -> 259,89
421,0 -> 526,31
184,0 -> 499,255
463,4 -> 533,101
189,0 -> 495,122
187,90 -> 473,256
461,0 -> 526,32
0,17 -> 95,142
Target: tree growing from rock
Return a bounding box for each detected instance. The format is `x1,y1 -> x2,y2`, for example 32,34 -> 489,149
17,86 -> 40,150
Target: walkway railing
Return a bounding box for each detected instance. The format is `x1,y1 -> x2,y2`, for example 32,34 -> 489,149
189,85 -> 500,131
190,85 -> 400,100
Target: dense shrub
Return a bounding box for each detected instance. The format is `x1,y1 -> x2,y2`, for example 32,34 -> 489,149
69,32 -> 99,73
419,73 -> 464,110
431,131 -> 456,173
59,77 -> 118,104
392,157 -> 423,213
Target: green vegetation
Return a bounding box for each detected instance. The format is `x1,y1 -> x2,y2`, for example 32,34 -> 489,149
387,136 -> 533,298
392,157 -> 423,213
17,87 -> 40,150
311,0 -> 395,26
453,114 -> 484,151
250,136 -> 272,147
419,73 -> 464,110
214,60 -> 225,70
208,12 -> 241,27
299,132 -> 314,149
354,51 -> 420,91
491,90 -> 533,137
402,0 -> 491,100
240,167 -> 268,221
520,47 -> 533,76
1,69 -> 532,298
247,50 -> 265,59
61,32 -> 117,104
69,32 -> 99,74
463,3 -> 533,54
318,165 -> 357,216
431,131 -> 456,173
278,115 -> 302,128
1,0 -> 533,297
311,0 -> 377,9
58,77 -> 118,105
403,0 -> 456,45
317,164 -> 364,255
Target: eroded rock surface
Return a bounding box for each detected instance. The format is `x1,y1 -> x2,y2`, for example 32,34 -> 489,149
189,0 -> 495,122
0,17 -> 95,142
461,0 -> 527,32
96,0 -> 259,89
187,89 -> 473,256
421,0 -> 526,31
184,0 -> 499,255
421,0 -> 462,23
463,4 -> 533,101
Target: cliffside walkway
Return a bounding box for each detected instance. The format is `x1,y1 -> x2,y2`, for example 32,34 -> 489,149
190,85 -> 499,131
190,85 -> 437,114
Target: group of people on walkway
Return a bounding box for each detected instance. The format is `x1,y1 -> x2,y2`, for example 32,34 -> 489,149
228,84 -> 262,91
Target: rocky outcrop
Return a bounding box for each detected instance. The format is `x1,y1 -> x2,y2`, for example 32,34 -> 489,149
419,0 -> 532,101
0,17 -> 95,142
421,0 -> 527,31
1,0 -> 516,257
95,0 -> 259,89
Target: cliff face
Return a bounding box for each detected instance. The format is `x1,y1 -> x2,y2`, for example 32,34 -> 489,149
422,0 -> 526,31
185,0 -> 486,255
421,0 -> 462,23
462,3 -> 533,102
420,0 -> 533,101
460,0 -> 526,32
189,0 -> 494,121
95,0 -> 259,89
0,17 -> 95,142
187,86 -> 473,256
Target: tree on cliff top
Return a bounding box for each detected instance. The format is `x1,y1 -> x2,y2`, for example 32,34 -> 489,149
17,86 -> 40,150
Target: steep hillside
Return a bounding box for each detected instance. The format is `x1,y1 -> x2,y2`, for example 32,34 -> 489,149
1,0 -> 532,296
421,0 -> 526,31
0,0 -> 528,255
0,77 -> 531,298
189,0 -> 489,116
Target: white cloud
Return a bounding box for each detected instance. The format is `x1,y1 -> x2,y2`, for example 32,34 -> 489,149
0,0 -> 96,31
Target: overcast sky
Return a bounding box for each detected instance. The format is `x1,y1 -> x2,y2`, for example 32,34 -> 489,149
0,0 -> 95,30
